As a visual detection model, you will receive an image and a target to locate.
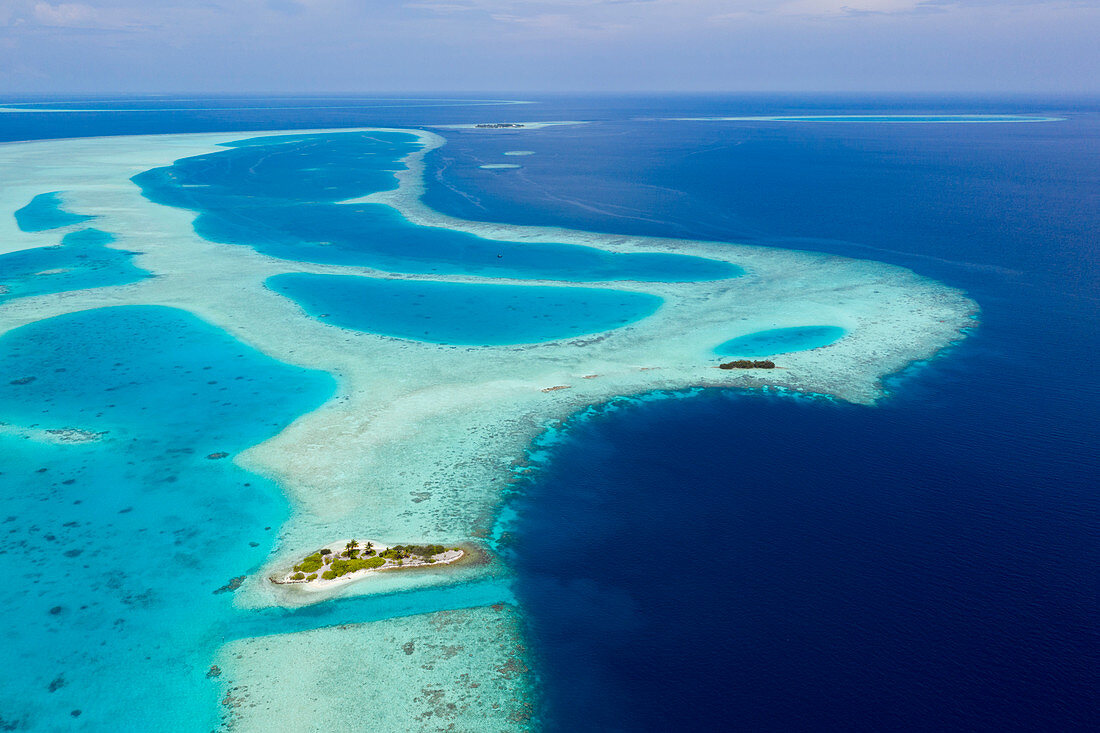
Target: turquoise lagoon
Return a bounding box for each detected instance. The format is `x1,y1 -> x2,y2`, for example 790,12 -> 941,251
0,229 -> 149,303
268,273 -> 663,345
14,192 -> 95,232
134,131 -> 739,283
715,326 -> 847,356
0,306 -> 334,731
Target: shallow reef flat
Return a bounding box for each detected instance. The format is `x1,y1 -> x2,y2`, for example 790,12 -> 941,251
0,127 -> 977,730
217,605 -> 534,732
14,191 -> 95,232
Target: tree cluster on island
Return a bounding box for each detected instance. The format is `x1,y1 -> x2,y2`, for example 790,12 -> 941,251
719,359 -> 776,369
286,540 -> 457,582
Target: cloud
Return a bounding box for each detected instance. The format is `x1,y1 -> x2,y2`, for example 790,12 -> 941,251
773,0 -> 932,16
1,0 -> 1096,93
26,2 -> 153,30
34,3 -> 98,26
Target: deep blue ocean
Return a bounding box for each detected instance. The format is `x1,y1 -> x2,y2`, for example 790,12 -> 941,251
1,95 -> 1097,731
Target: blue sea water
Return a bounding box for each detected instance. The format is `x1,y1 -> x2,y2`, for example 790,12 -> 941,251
681,114 -> 1062,123
714,326 -> 847,356
0,94 -> 1097,731
0,228 -> 149,302
428,99 -> 1099,731
13,192 -> 95,232
133,131 -> 738,283
268,273 -> 663,345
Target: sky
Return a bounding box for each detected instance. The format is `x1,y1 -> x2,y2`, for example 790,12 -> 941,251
0,0 -> 1098,94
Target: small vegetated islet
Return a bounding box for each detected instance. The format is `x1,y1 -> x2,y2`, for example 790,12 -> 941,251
287,541 -> 458,582
719,359 -> 776,370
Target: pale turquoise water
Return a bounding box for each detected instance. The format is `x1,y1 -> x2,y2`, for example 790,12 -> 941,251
268,273 -> 664,345
0,228 -> 149,302
14,192 -> 95,232
714,326 -> 847,356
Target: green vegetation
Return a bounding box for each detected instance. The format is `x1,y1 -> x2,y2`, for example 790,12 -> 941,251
380,544 -> 447,561
293,552 -> 325,574
291,572 -> 305,580
327,556 -> 385,578
719,359 -> 776,370
306,573 -> 317,581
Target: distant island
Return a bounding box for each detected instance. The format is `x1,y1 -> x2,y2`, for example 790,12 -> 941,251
475,123 -> 525,128
271,540 -> 465,588
719,359 -> 777,369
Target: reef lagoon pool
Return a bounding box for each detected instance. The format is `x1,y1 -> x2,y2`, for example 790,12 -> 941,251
714,325 -> 847,356
0,228 -> 149,303
267,273 -> 664,345
13,191 -> 95,232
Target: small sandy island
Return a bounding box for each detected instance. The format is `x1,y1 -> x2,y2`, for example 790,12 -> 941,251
270,540 -> 465,592
431,120 -> 588,130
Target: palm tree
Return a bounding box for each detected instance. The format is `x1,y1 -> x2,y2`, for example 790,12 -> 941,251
345,540 -> 359,557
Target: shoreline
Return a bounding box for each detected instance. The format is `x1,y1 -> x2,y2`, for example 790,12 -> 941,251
269,540 -> 477,595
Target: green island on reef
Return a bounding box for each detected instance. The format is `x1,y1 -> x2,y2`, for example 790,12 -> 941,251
719,359 -> 777,370
272,540 -> 465,587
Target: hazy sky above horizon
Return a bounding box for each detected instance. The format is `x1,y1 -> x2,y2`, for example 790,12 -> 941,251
1,0 -> 1098,94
